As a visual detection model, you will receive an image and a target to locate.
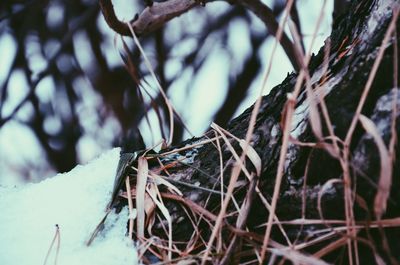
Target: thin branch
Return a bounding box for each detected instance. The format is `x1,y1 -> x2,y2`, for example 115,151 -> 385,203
99,0 -> 199,36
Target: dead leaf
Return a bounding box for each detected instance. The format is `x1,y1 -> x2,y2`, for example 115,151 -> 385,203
359,115 -> 392,219
147,184 -> 173,260
239,139 -> 262,176
136,156 -> 149,238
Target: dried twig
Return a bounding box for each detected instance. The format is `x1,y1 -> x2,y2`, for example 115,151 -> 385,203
43,225 -> 61,265
99,0 -> 198,36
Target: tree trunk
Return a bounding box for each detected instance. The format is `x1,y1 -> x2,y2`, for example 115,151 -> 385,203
114,1 -> 400,264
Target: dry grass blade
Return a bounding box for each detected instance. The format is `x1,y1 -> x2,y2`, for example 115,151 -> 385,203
119,36 -> 142,86
212,124 -> 292,246
176,259 -> 198,265
137,156 -> 149,239
359,115 -> 392,219
214,131 -> 225,206
119,189 -> 157,235
344,7 -> 399,144
261,0 -> 336,262
43,225 -> 60,265
236,185 -> 256,227
158,192 -> 218,222
313,231 -> 385,265
146,185 -> 173,260
315,40 -> 342,159
143,193 -> 156,234
212,124 -> 262,177
214,132 -> 225,254
211,124 -> 254,180
55,226 -> 60,265
318,6 -> 398,264
317,178 -> 342,228
220,175 -> 258,264
288,21 -> 324,141
313,237 -> 347,259
125,177 -> 135,240
116,36 -> 163,142
200,124 -> 249,265
389,17 -> 398,163
373,254 -> 387,265
125,22 -> 196,145
238,139 -> 262,176
149,172 -> 183,196
305,82 -> 323,139
126,22 -> 175,145
159,136 -> 221,157
270,247 -> 330,265
137,237 -> 159,261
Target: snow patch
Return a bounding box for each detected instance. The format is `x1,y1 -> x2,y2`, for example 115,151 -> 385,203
291,98 -> 308,139
0,148 -> 138,265
363,0 -> 393,40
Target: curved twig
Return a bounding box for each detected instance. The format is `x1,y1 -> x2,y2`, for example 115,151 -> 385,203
99,0 -> 199,36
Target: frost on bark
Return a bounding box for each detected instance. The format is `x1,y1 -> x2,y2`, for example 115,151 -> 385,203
105,0 -> 399,263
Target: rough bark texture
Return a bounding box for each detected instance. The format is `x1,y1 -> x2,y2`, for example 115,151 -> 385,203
112,0 -> 400,264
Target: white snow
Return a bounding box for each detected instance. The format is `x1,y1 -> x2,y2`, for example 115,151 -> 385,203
0,148 -> 138,265
363,0 -> 393,39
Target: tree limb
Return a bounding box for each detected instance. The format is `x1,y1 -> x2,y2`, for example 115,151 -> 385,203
99,0 -> 199,36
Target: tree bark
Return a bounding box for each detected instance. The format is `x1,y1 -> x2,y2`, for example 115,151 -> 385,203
112,0 -> 400,264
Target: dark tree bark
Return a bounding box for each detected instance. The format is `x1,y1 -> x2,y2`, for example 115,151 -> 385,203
105,0 -> 400,264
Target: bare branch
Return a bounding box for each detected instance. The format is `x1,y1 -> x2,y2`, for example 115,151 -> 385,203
99,0 -> 199,36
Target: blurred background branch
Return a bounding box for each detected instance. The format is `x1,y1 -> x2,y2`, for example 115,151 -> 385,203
0,0 -> 333,183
